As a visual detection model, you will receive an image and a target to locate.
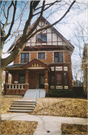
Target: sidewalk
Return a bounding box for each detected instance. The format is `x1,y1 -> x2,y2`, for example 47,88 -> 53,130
1,113 -> 88,135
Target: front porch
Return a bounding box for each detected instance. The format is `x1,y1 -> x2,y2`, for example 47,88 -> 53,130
4,59 -> 49,95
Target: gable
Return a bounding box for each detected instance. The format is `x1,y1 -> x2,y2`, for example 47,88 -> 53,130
22,59 -> 50,71
8,16 -> 74,52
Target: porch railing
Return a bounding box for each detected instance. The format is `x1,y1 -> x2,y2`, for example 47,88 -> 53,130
6,83 -> 25,90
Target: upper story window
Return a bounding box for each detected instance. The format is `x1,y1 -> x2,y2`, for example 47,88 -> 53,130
21,53 -> 29,63
36,33 -> 47,43
38,52 -> 45,59
54,52 -> 63,62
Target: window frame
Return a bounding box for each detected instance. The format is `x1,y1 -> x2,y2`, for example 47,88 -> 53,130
36,33 -> 47,43
38,52 -> 45,59
54,52 -> 63,63
21,53 -> 29,63
19,74 -> 25,83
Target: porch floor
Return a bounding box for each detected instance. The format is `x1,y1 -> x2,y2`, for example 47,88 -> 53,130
23,89 -> 46,99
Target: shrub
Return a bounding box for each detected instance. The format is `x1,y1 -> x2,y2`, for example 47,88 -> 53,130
48,89 -> 77,98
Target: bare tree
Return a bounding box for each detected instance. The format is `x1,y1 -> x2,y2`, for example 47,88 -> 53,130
0,0 -> 76,84
71,21 -> 87,85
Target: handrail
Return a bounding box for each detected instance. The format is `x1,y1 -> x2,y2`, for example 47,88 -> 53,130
32,90 -> 40,112
35,90 -> 40,101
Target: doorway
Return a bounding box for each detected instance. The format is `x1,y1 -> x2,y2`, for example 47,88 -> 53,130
39,74 -> 45,88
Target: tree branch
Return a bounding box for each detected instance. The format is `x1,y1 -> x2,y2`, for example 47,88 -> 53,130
23,1 -> 40,36
4,1 -> 17,40
26,0 -> 76,41
33,0 -> 61,16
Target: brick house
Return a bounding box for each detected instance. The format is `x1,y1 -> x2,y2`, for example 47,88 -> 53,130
4,16 -> 74,95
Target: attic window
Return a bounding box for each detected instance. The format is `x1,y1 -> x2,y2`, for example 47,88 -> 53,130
36,33 -> 47,42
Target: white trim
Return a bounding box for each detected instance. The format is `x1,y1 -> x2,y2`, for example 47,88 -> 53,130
37,52 -> 46,60
27,67 -> 45,69
44,83 -> 49,85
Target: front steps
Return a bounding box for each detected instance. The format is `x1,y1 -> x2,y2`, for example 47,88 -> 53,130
8,99 -> 36,113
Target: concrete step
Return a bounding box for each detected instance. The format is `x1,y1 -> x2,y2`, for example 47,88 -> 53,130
13,101 -> 36,104
11,104 -> 35,107
13,103 -> 36,105
8,110 -> 32,113
8,99 -> 36,113
10,107 -> 34,110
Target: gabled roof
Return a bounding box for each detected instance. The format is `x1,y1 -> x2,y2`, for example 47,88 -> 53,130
22,59 -> 50,71
41,16 -> 74,50
8,16 -> 74,52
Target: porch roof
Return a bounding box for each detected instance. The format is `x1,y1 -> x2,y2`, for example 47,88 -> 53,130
5,64 -> 25,70
22,59 -> 50,71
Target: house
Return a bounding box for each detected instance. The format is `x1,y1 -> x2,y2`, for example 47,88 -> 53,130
4,16 -> 74,96
82,43 -> 88,96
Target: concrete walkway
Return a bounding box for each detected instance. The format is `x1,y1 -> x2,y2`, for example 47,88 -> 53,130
24,89 -> 46,99
1,113 -> 88,135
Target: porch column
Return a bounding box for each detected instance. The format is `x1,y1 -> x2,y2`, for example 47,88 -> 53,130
11,73 -> 14,83
25,70 -> 29,91
4,70 -> 8,94
44,70 -> 49,92
5,70 -> 8,83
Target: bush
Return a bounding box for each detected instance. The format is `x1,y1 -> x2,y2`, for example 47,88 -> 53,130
48,89 -> 77,98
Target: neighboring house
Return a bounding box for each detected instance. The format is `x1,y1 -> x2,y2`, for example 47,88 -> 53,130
72,80 -> 83,87
4,16 -> 74,95
82,43 -> 88,96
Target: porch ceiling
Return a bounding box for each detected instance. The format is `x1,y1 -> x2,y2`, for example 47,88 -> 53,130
22,59 -> 50,71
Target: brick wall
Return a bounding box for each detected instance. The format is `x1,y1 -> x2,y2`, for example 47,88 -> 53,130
14,51 -> 72,64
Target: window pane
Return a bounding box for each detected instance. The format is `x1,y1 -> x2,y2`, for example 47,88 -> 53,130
54,52 -> 58,56
56,73 -> 62,84
41,53 -> 45,59
54,52 -> 58,62
59,52 -> 63,62
37,34 -> 41,42
26,58 -> 29,63
19,75 -> 25,83
38,53 -> 41,59
42,34 -> 46,42
64,73 -> 68,85
51,76 -> 54,85
26,53 -> 29,58
38,53 -> 45,59
21,58 -> 24,63
55,56 -> 58,62
21,54 -> 24,58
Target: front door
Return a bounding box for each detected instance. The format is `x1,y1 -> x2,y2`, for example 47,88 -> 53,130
29,72 -> 36,89
39,74 -> 45,88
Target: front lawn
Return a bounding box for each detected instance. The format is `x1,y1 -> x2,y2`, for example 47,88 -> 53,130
61,124 -> 87,134
1,120 -> 38,135
1,97 -> 87,118
32,98 -> 87,118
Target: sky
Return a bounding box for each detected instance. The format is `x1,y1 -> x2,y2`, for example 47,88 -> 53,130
1,0 -> 88,80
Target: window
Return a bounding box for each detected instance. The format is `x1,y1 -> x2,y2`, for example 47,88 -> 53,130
54,52 -> 63,62
56,73 -> 62,85
64,73 -> 68,85
51,74 -> 55,85
38,53 -> 45,59
19,75 -> 25,83
36,33 -> 47,42
21,53 -> 29,63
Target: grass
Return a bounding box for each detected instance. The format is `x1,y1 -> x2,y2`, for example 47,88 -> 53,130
1,96 -> 87,134
1,96 -> 21,114
1,120 -> 38,135
1,97 -> 87,118
32,98 -> 87,118
61,124 -> 87,134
